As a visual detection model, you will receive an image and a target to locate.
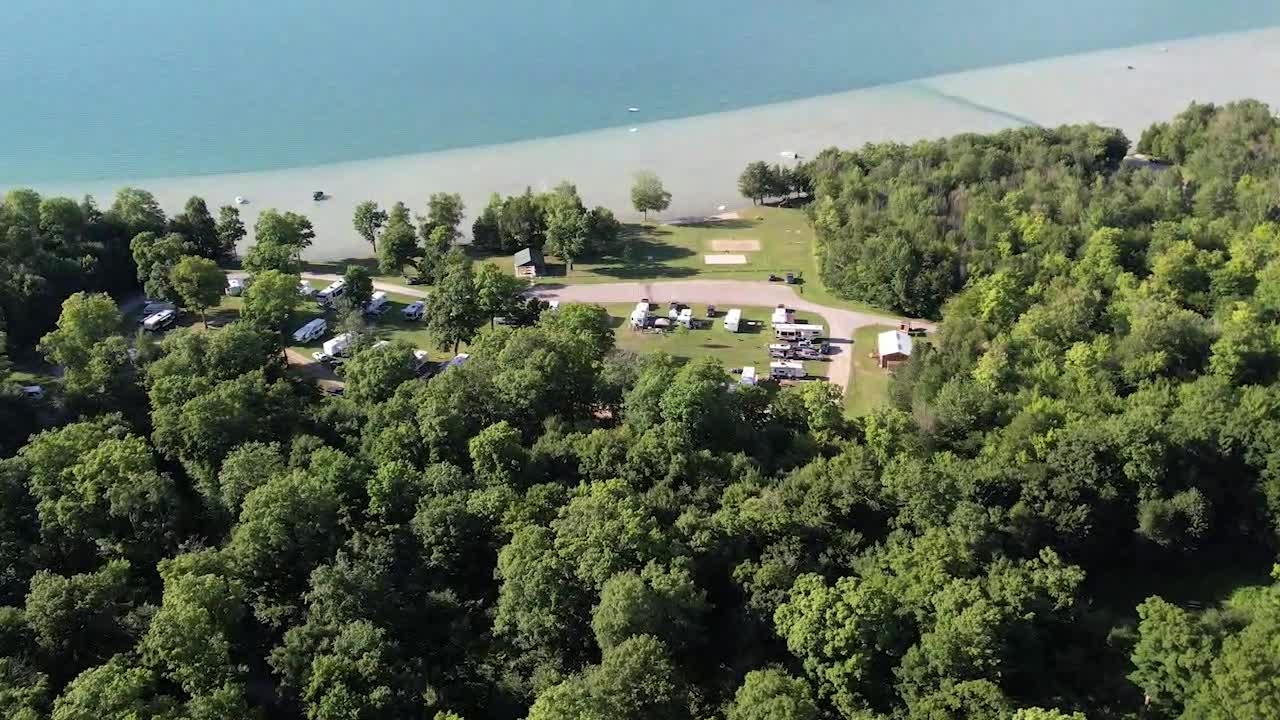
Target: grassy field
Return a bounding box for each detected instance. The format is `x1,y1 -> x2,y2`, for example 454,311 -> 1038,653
601,303 -> 831,381
301,206 -> 890,316
848,325 -> 897,415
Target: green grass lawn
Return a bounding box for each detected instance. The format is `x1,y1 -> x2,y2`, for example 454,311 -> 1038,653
848,325 -> 896,415
601,303 -> 830,380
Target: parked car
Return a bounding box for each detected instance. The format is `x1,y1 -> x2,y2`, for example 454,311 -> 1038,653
707,304 -> 717,317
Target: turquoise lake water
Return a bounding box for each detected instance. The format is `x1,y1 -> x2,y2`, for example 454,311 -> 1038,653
1,1 -> 1277,183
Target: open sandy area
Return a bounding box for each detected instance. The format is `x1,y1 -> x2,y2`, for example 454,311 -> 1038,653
711,239 -> 761,252
704,255 -> 748,265
31,26 -> 1280,260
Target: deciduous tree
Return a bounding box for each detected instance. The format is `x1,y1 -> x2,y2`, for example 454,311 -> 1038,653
170,255 -> 224,328
631,171 -> 671,221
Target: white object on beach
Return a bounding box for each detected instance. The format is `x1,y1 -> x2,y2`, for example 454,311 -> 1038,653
628,107 -> 639,112
779,150 -> 798,159
717,205 -> 727,211
234,196 -> 246,205
629,127 -> 638,133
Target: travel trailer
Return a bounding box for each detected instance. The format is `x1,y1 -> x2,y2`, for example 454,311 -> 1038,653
292,318 -> 327,343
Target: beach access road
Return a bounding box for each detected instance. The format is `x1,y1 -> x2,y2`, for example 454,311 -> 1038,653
527,280 -> 927,397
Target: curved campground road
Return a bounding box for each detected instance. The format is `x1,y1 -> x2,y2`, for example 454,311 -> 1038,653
525,280 -> 922,396
296,273 -> 922,396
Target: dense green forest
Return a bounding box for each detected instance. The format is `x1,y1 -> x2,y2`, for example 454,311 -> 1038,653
2,100 -> 1280,719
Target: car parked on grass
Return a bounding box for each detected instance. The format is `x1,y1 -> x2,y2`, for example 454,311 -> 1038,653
402,301 -> 425,321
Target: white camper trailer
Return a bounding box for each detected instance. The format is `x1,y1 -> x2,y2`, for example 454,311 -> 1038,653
774,323 -> 824,341
142,309 -> 177,332
322,333 -> 353,358
677,308 -> 694,328
630,308 -> 649,328
769,360 -> 806,380
292,318 -> 327,343
768,343 -> 793,358
724,308 -> 742,333
740,366 -> 757,386
364,291 -> 389,316
315,279 -> 346,305
771,305 -> 793,326
226,277 -> 248,296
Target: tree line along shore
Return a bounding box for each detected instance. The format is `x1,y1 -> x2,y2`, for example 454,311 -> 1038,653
0,99 -> 1279,719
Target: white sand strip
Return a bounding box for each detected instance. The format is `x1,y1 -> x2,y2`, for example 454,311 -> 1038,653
29,27 -> 1280,260
705,254 -> 747,265
711,239 -> 761,252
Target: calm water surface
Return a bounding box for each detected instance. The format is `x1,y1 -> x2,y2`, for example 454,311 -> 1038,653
1,0 -> 1277,182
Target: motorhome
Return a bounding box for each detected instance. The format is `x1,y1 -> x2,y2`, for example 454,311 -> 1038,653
292,318 -> 327,343
724,308 -> 742,333
402,300 -> 425,321
315,279 -> 346,305
142,309 -> 177,332
740,366 -> 757,386
364,291 -> 390,316
322,333 -> 353,358
769,360 -> 806,380
774,323 -> 824,341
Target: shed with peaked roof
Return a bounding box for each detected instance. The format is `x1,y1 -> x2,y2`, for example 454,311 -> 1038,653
513,247 -> 545,277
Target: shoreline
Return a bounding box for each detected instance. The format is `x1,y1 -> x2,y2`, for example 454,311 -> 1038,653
30,25 -> 1280,260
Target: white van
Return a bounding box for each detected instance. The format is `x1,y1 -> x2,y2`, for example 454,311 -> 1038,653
402,300 -> 425,321
364,291 -> 390,316
292,318 -> 327,343
142,309 -> 177,332
316,279 -> 346,306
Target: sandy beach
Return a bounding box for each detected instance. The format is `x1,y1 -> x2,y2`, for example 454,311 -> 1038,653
33,26 -> 1280,260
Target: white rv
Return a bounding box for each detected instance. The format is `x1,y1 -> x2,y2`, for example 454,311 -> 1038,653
774,323 -> 824,341
629,307 -> 649,328
322,333 -> 353,357
292,318 -> 327,343
768,343 -> 793,358
402,300 -> 425,321
298,281 -> 316,298
315,279 -> 346,305
226,277 -> 248,296
138,301 -> 175,322
724,308 -> 742,332
740,366 -> 757,386
769,360 -> 806,379
364,291 -> 390,316
142,309 -> 177,332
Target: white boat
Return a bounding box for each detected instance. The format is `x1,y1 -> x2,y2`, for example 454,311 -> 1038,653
628,107 -> 639,112
234,196 -> 246,205
629,127 -> 638,133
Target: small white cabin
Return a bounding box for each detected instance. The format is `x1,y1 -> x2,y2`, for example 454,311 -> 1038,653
877,330 -> 914,367
322,332 -> 352,357
774,323 -> 824,341
724,308 -> 742,333
769,360 -> 805,379
293,318 -> 327,343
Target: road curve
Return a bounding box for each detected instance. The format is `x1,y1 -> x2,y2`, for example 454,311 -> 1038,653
527,280 -> 922,396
